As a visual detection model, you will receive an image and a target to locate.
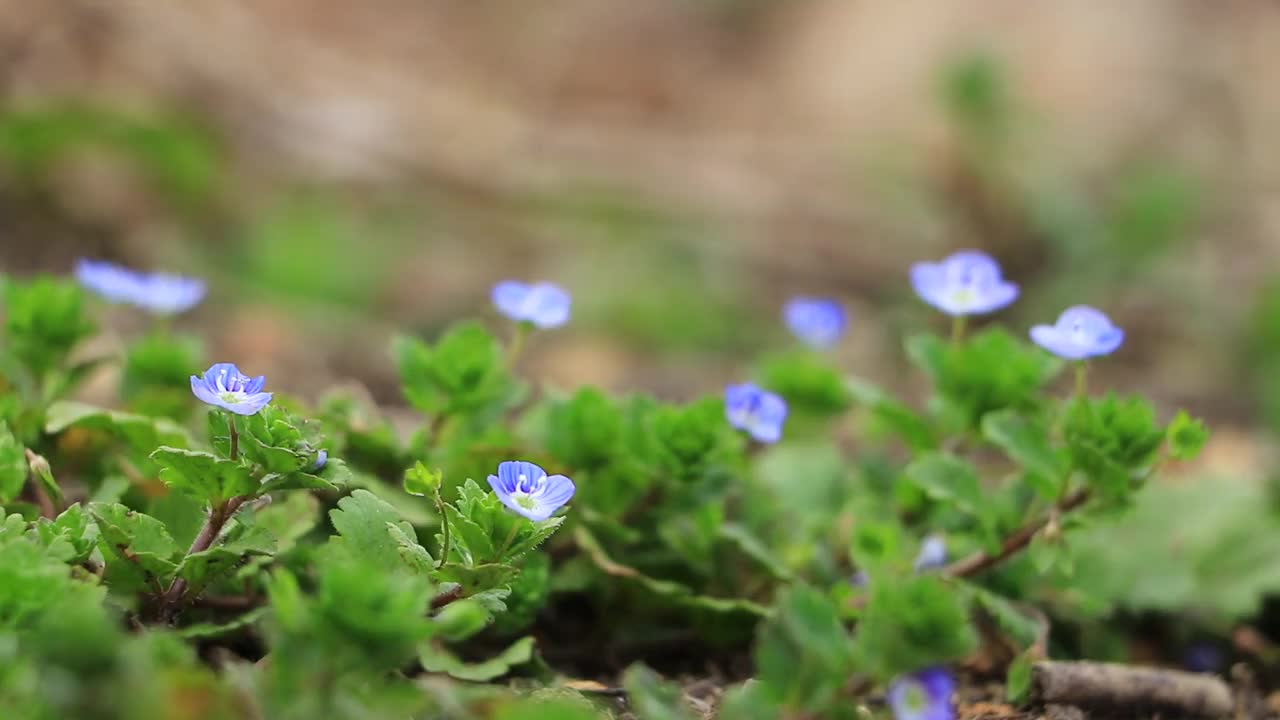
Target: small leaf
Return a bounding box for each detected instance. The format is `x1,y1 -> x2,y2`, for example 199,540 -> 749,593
150,447 -> 258,505
177,607 -> 268,639
418,636 -> 535,681
46,401 -> 193,450
1006,652 -> 1034,705
904,453 -> 987,519
89,502 -> 181,591
404,462 -> 442,497
433,598 -> 490,642
0,423 -> 26,503
433,563 -> 518,597
1167,410 -> 1209,462
622,664 -> 699,720
982,409 -> 1065,480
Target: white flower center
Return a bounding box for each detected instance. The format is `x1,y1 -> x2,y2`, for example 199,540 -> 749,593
510,491 -> 538,510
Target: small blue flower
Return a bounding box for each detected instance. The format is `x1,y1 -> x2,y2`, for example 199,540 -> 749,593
75,259 -> 205,315
889,667 -> 955,720
784,297 -> 847,349
1030,306 -> 1124,360
492,280 -> 571,329
912,534 -> 947,572
724,383 -> 788,444
190,363 -> 273,415
312,450 -> 328,472
910,250 -> 1018,317
487,460 -> 576,522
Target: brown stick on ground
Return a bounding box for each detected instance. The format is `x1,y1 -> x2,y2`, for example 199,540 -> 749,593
1031,661 -> 1233,719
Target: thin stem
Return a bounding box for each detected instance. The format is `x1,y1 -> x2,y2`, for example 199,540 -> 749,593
506,323 -> 529,368
941,489 -> 1090,578
950,314 -> 967,345
434,487 -> 450,568
160,495 -> 248,615
228,415 -> 239,461
495,522 -> 522,560
1074,361 -> 1089,399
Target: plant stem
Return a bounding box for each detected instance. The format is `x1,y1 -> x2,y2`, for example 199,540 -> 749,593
159,415 -> 250,618
434,487 -> 450,568
228,415 -> 239,461
1074,361 -> 1089,398
942,489 -> 1090,578
507,323 -> 528,367
495,522 -> 522,560
160,494 -> 248,616
950,314 -> 967,345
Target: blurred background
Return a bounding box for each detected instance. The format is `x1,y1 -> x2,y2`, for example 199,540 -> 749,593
2,1 -> 1280,479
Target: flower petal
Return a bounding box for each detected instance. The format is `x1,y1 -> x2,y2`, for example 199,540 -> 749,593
492,281 -> 532,321
534,474 -> 576,512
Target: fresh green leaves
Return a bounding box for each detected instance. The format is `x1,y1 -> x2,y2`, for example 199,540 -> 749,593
855,576 -> 978,681
0,423 -> 27,503
151,447 -> 257,505
394,323 -> 522,422
2,276 -> 95,376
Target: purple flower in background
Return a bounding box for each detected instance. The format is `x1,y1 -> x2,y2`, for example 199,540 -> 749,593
910,250 -> 1018,317
912,534 -> 947,572
190,363 -> 273,415
75,259 -> 205,315
312,450 -> 328,472
889,667 -> 955,720
1030,306 -> 1124,360
492,280 -> 571,329
784,297 -> 848,349
725,383 -> 788,444
487,460 -> 576,522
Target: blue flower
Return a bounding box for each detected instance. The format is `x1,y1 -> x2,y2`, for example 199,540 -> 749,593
889,667 -> 955,720
190,363 -> 273,415
912,534 -> 947,572
492,280 -> 571,329
1030,306 -> 1124,360
724,383 -> 788,444
784,297 -> 847,349
75,259 -> 205,315
487,460 -> 576,522
312,450 -> 328,472
910,250 -> 1018,316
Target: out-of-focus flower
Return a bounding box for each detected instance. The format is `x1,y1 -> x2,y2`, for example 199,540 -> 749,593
724,383 -> 788,444
888,667 -> 955,720
487,460 -> 575,522
910,251 -> 1018,317
75,259 -> 205,315
912,535 -> 947,572
312,449 -> 328,472
491,281 -> 571,329
784,297 -> 847,349
1030,306 -> 1124,360
190,363 -> 273,415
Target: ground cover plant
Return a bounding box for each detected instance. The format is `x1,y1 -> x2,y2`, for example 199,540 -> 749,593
0,249 -> 1221,720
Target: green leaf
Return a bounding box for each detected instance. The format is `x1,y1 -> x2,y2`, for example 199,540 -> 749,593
419,635 -> 535,681
982,410 -> 1064,478
855,575 -> 978,680
503,516 -> 566,562
719,523 -> 793,581
393,323 -> 521,420
177,606 -> 268,639
757,351 -> 852,418
89,502 -> 181,591
433,598 -> 490,642
387,521 -> 435,574
404,461 -> 442,497
1167,410 -> 1209,462
258,470 -> 338,495
443,502 -> 497,566
3,276 -> 95,373
754,585 -> 853,711
1064,394 -> 1165,500
174,524 -> 276,597
1006,652 -> 1034,704
46,401 -> 193,451
0,422 -> 26,503
327,489 -> 427,574
33,504 -> 98,563
433,563 -> 518,597
150,447 -> 258,505
847,377 -> 937,451
904,453 -> 987,519
622,664 -> 699,720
